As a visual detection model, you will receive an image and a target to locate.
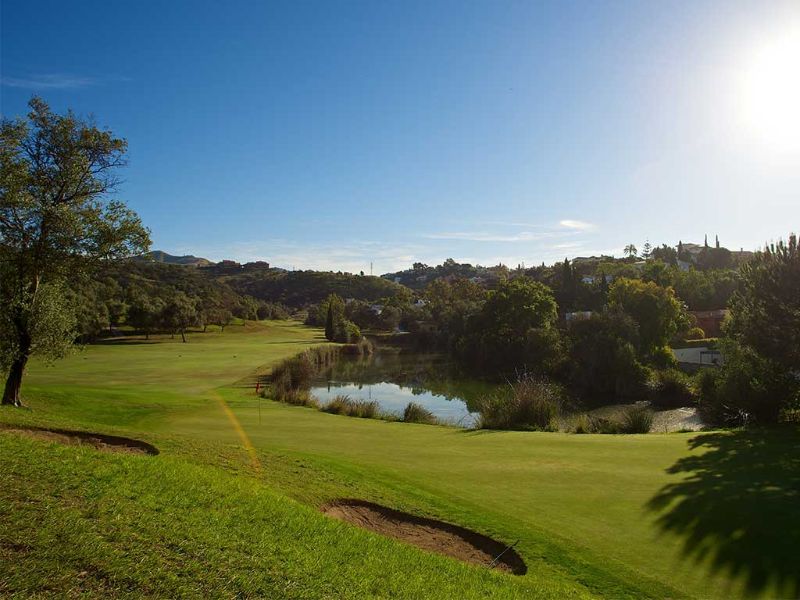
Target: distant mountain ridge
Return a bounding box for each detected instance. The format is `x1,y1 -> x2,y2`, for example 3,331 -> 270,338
137,250 -> 215,267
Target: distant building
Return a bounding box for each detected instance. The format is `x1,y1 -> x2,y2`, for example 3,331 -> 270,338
673,347 -> 723,367
690,309 -> 729,338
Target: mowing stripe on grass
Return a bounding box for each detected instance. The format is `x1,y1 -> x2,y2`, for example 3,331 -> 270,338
211,389 -> 261,473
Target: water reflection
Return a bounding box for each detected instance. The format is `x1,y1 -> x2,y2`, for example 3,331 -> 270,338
310,352 -> 491,427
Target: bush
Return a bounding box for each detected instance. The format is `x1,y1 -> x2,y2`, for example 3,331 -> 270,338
620,404 -> 654,433
572,413 -> 592,434
322,395 -> 379,418
333,319 -> 362,343
587,416 -> 623,434
341,337 -> 374,356
477,376 -> 563,431
566,310 -> 650,405
647,346 -> 677,369
685,326 -> 706,340
269,346 -> 340,403
403,402 -> 438,425
695,341 -> 798,427
649,369 -> 695,409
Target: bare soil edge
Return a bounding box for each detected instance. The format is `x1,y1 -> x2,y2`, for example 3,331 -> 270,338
0,425 -> 159,455
321,499 -> 527,575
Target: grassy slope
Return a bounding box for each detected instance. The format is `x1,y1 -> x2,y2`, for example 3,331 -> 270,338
1,321 -> 796,598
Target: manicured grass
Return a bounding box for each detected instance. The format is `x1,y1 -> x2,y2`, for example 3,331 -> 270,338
2,320 -> 798,598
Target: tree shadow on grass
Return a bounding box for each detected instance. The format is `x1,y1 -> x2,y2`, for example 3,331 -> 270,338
647,428 -> 800,597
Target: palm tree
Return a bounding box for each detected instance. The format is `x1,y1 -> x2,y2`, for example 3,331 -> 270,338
624,244 -> 638,259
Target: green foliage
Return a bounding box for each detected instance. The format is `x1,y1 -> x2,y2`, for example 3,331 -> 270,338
684,327 -> 706,340
0,97 -> 150,404
402,402 -> 438,425
126,294 -> 165,339
321,395 -> 380,418
648,369 -> 695,409
726,234 -> 800,373
270,345 -> 341,404
464,278 -> 563,375
608,278 -> 687,354
566,310 -> 649,404
694,234 -> 800,426
320,294 -> 345,341
160,291 -> 198,342
620,404 -> 654,433
696,340 -> 798,426
647,346 -> 678,369
223,268 -> 408,308
477,376 -> 563,431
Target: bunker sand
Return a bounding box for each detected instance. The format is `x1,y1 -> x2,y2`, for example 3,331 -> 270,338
0,425 -> 159,455
322,499 -> 526,575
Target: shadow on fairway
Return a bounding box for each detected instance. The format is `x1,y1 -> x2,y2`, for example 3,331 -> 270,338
647,428 -> 800,597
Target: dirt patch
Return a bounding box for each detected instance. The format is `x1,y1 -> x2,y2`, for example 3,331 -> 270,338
0,425 -> 159,455
321,499 -> 526,574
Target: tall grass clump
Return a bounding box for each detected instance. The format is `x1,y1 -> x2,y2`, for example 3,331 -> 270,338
322,395 -> 379,418
341,337 -> 375,356
269,346 -> 340,404
619,404 -> 654,433
403,402 -> 438,425
477,376 -> 564,431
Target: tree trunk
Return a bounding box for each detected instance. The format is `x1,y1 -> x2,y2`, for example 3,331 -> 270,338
2,355 -> 27,407
180,329 -> 186,343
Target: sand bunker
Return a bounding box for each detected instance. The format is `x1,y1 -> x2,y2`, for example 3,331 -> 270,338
0,425 -> 159,455
322,499 -> 526,574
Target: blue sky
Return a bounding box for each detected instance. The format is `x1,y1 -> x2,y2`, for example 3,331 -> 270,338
2,0 -> 799,272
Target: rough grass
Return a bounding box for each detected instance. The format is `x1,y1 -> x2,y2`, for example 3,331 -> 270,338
322,395 -> 380,419
476,377 -> 563,431
2,319 -> 795,598
403,402 -> 438,425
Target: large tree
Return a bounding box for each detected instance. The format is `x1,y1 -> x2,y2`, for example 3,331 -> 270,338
0,97 -> 149,406
726,234 -> 800,372
465,277 -> 562,375
608,277 -> 686,355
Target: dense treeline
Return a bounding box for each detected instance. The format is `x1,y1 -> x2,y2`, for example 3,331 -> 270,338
219,268 -> 409,307
69,261 -> 291,342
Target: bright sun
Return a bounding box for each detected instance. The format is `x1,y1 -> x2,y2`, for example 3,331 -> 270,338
740,26 -> 800,154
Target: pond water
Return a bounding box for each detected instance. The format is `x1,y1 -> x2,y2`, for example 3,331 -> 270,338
310,351 -> 494,427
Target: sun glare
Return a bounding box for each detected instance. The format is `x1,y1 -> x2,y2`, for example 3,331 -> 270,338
740,25 -> 800,154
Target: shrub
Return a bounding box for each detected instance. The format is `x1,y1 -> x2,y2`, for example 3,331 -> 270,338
587,416 -> 623,434
477,376 -> 563,431
566,310 -> 650,405
269,346 -> 341,403
620,404 -> 654,433
685,326 -> 705,340
403,402 -> 438,425
341,337 -> 374,356
572,413 -> 592,434
322,395 -> 379,418
647,346 -> 678,369
649,369 -> 695,409
695,341 -> 798,427
333,319 -> 362,343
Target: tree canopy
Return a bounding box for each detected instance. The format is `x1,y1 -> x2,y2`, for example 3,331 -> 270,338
0,97 -> 150,405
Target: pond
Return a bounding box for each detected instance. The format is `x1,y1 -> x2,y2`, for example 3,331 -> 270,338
310,351 -> 495,427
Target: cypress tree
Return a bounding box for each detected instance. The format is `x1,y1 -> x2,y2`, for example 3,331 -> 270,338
325,301 -> 335,341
